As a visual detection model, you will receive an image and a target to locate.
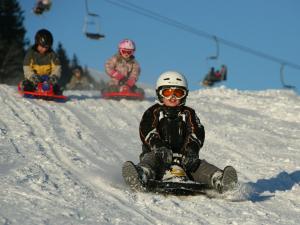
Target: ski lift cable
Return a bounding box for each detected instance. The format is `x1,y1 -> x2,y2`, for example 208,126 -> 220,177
103,0 -> 213,39
103,0 -> 300,72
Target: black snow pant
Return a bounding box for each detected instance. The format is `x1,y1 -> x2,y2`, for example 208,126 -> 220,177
138,150 -> 164,180
191,160 -> 221,188
139,145 -> 222,187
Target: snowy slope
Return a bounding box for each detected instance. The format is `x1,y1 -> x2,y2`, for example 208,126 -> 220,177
0,85 -> 299,225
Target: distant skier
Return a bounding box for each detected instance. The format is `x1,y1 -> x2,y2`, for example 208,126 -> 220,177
21,29 -> 62,95
202,65 -> 227,87
123,71 -> 237,193
104,39 -> 142,93
66,67 -> 91,90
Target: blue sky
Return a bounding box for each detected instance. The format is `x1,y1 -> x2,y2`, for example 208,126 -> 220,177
19,0 -> 300,92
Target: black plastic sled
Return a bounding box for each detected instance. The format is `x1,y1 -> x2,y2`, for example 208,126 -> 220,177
122,161 -> 209,195
146,179 -> 209,195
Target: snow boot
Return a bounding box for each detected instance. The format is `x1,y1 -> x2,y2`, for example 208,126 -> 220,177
22,80 -> 35,92
53,84 -> 63,95
211,166 -> 238,193
122,161 -> 152,192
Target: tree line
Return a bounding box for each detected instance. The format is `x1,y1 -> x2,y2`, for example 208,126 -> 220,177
0,0 -> 104,90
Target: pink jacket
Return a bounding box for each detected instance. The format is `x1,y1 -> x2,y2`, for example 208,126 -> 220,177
105,53 -> 140,86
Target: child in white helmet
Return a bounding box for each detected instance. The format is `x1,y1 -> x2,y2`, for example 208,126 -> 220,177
122,71 -> 237,193
104,39 -> 141,93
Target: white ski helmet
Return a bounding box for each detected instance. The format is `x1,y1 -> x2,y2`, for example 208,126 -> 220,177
156,71 -> 188,90
118,39 -> 136,50
156,71 -> 189,104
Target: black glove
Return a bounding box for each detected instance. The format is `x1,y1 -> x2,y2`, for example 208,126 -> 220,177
49,75 -> 58,85
182,151 -> 200,173
154,146 -> 173,165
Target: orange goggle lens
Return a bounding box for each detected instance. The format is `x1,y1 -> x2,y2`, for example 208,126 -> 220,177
160,87 -> 186,99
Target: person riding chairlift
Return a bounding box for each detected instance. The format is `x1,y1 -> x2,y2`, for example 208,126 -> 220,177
202,65 -> 227,87
33,0 -> 52,15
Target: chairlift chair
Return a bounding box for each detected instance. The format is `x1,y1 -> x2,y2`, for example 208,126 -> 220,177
83,0 -> 105,40
280,64 -> 295,89
201,36 -> 228,86
205,36 -> 223,71
33,0 -> 52,15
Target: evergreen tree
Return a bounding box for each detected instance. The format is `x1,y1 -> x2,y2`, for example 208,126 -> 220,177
0,0 -> 27,84
83,65 -> 92,81
56,42 -> 72,87
83,65 -> 90,78
70,54 -> 80,70
98,78 -> 106,90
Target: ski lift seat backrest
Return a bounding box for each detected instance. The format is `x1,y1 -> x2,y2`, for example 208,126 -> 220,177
220,65 -> 227,80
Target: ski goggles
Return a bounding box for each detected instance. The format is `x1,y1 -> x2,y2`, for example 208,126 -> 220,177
120,49 -> 134,55
159,87 -> 187,99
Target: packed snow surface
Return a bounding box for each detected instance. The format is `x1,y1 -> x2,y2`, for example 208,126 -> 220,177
0,85 -> 299,225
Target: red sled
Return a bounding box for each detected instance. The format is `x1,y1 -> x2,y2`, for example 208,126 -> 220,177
18,82 -> 68,102
101,90 -> 145,100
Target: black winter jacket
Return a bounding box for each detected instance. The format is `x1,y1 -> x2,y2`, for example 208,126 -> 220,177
139,103 -> 205,156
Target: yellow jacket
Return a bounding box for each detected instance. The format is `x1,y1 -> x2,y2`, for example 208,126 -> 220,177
23,46 -> 61,80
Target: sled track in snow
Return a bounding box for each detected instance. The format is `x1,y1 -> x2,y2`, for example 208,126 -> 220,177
0,86 -> 181,224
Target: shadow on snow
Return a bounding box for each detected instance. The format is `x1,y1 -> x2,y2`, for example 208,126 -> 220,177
246,170 -> 300,202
